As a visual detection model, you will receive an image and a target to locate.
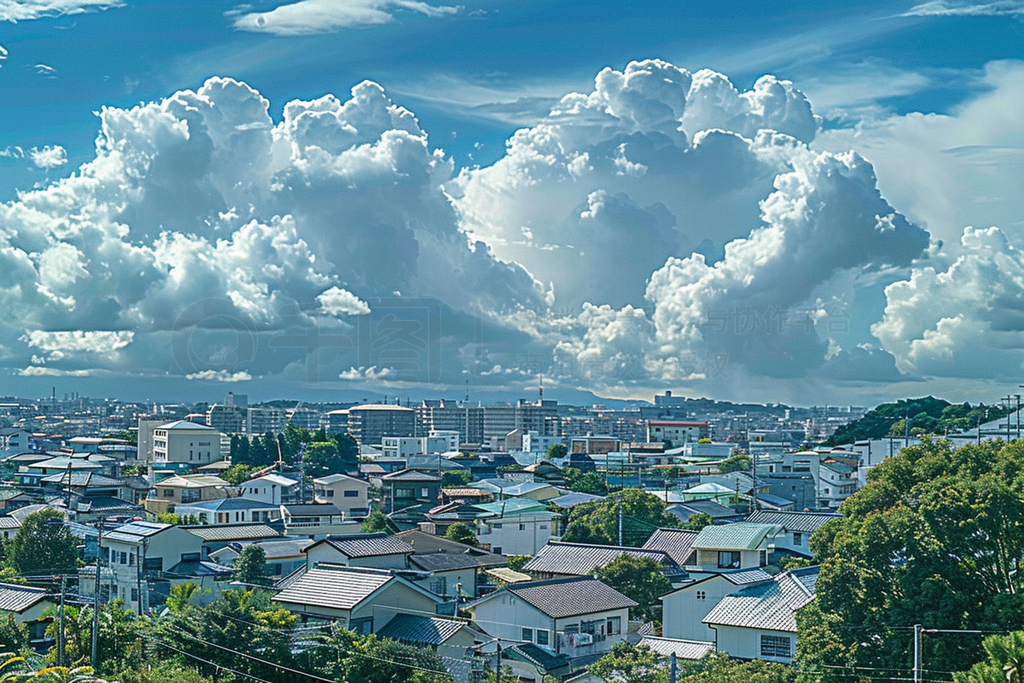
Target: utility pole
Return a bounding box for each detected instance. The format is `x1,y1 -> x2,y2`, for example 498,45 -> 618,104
669,652 -> 678,683
58,575 -> 66,668
617,497 -> 623,546
92,518 -> 105,670
495,643 -> 502,683
913,624 -> 985,683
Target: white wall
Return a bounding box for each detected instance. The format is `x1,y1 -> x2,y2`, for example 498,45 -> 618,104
662,576 -> 738,642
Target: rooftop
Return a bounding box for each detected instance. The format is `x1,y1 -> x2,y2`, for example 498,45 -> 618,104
500,577 -> 637,619
746,510 -> 841,534
376,614 -> 470,646
702,566 -> 819,633
317,533 -> 414,558
274,566 -> 401,611
641,528 -> 700,565
691,522 -> 783,551
0,583 -> 50,613
522,541 -> 676,576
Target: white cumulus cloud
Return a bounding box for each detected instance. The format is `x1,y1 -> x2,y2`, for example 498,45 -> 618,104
0,0 -> 124,22
317,286 -> 370,316
29,144 -> 66,169
230,0 -> 458,35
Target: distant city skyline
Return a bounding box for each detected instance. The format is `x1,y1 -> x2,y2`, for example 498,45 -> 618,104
0,0 -> 1021,406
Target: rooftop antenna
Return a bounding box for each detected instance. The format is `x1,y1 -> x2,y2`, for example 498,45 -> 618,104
465,379 -> 470,406
539,373 -> 544,402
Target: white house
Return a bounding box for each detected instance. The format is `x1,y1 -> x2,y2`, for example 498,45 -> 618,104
473,499 -> 560,556
175,496 -> 281,524
313,473 -> 370,517
468,577 -> 636,661
152,421 -> 228,467
304,533 -> 414,570
660,569 -> 773,642
702,566 -> 819,664
242,474 -> 300,505
686,523 -> 782,575
745,510 -> 841,557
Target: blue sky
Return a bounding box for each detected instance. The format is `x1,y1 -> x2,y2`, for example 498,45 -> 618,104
0,0 -> 1022,406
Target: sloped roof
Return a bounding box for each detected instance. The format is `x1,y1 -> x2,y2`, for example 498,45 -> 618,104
670,499 -> 742,519
181,497 -> 279,511
521,542 -> 675,576
249,474 -> 298,487
377,614 -> 469,645
156,420 -> 217,431
505,643 -> 571,673
746,510 -> 841,533
502,577 -> 636,618
318,533 -> 414,558
211,537 -> 313,561
409,551 -> 480,572
184,523 -> 281,542
381,469 -> 441,482
107,520 -> 172,543
638,636 -> 716,660
314,473 -> 367,486
0,583 -> 50,613
274,566 -> 423,611
472,499 -> 549,516
392,530 -> 506,568
547,492 -> 604,509
0,517 -> 21,529
702,566 -> 819,632
692,522 -> 782,551
641,528 -> 699,565
40,471 -> 124,487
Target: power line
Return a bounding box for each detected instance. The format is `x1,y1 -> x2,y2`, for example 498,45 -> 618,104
138,633 -> 274,683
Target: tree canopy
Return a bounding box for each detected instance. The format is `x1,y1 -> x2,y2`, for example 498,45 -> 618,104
4,509 -> 79,576
303,434 -> 358,478
444,522 -> 479,547
826,397 -> 1013,445
593,555 -> 671,622
803,438 -> 1024,679
232,545 -> 271,587
561,488 -> 679,547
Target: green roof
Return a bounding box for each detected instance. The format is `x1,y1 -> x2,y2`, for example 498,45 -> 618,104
473,499 -> 548,516
692,522 -> 783,551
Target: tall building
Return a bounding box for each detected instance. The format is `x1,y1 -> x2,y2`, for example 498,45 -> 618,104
346,404 -> 416,446
247,406 -> 287,435
152,420 -> 227,466
206,404 -> 246,434
416,400 -> 484,444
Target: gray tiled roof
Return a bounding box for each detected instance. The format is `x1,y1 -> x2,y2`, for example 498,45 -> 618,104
702,566 -> 819,632
106,521 -> 172,543
0,583 -> 49,613
691,523 -> 782,551
638,636 -> 716,660
504,577 -> 637,618
381,469 -> 441,482
722,568 -> 774,585
377,613 -> 468,645
521,542 -> 675,576
393,530 -> 506,567
642,528 -> 700,565
0,517 -> 21,529
274,566 -> 395,611
322,533 -> 414,558
409,551 -> 481,572
745,510 -> 841,534
184,524 -> 282,542
670,499 -> 742,519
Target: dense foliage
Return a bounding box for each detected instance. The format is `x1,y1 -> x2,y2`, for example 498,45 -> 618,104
4,509 -> 79,576
443,522 -> 479,547
592,555 -> 671,622
826,397 -> 1012,445
589,644 -> 795,683
802,438 -> 1024,680
561,488 -> 679,546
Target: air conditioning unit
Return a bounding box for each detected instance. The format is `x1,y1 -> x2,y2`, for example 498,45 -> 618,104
577,633 -> 594,646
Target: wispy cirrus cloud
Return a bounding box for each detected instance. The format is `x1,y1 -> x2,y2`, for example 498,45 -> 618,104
230,0 -> 458,35
903,0 -> 1024,17
0,0 -> 124,23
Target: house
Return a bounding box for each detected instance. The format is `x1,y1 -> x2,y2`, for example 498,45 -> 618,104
473,499 -> 561,556
660,568 -> 773,642
641,528 -> 700,566
273,564 -> 443,633
547,492 -> 604,510
687,523 -> 782,574
92,520 -> 207,613
151,420 -> 228,466
0,583 -> 56,650
381,469 -> 442,511
279,503 -> 354,534
241,474 -> 300,506
467,577 -> 636,663
175,497 -> 280,525
210,537 -> 314,578
393,529 -> 507,597
304,533 -> 414,570
313,473 -> 370,517
501,643 -> 574,683
183,522 -> 284,557
745,510 -> 841,557
376,613 -> 485,660
818,460 -> 857,509
144,474 -> 230,515
701,566 -> 819,664
521,542 -> 682,581
0,516 -> 21,541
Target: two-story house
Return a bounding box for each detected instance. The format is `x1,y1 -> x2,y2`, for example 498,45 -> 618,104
473,499 -> 561,556
467,577 -> 636,663
745,510 -> 841,557
686,522 -> 782,576
241,474 -> 300,506
313,473 -> 370,517
304,533 -> 414,570
144,474 -> 229,515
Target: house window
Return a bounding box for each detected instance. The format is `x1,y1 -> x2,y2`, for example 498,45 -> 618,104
419,488 -> 430,498
606,617 -> 621,635
144,557 -> 162,572
793,532 -> 803,546
696,591 -> 706,600
492,523 -> 503,529
761,635 -> 792,658
536,629 -> 549,646
519,524 -> 526,531
824,487 -> 830,494
129,553 -> 135,567
130,588 -> 139,603
718,551 -> 741,569
344,490 -> 358,497
539,524 -> 548,530
521,628 -> 534,642
493,547 -> 502,554
430,577 -> 447,595
350,618 -> 373,635
120,552 -> 128,564
162,489 -> 174,498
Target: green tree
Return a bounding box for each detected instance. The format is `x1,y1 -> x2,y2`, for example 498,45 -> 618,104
803,438 -> 1024,680
682,512 -> 713,531
678,651 -> 794,683
219,463 -> 254,485
593,555 -> 672,623
361,510 -> 394,534
4,509 -> 79,576
955,631 -> 1024,683
0,615 -> 28,654
444,522 -> 479,547
232,545 -> 271,587
561,489 -> 679,547
718,454 -> 752,473
564,469 -> 608,495
306,630 -> 449,683
546,443 -> 568,461
506,555 -> 530,571
165,583 -> 202,613
440,471 -> 471,488
303,435 -> 358,478
589,642 -> 667,683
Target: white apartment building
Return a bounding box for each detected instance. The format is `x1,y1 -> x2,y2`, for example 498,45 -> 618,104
152,420 -> 228,466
